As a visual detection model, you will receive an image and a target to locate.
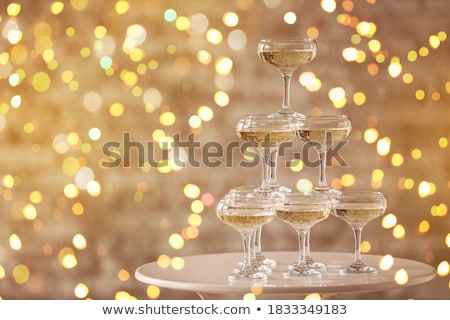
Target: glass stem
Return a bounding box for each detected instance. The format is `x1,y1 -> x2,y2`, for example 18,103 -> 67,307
254,226 -> 263,259
280,72 -> 293,112
240,231 -> 253,272
305,229 -> 311,260
295,228 -> 309,267
352,227 -> 363,265
317,149 -> 329,190
259,147 -> 272,190
269,147 -> 279,187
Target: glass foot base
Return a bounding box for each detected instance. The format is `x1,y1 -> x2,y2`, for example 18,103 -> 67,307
228,272 -> 268,281
312,188 -> 342,195
288,258 -> 327,271
306,258 -> 327,270
283,268 -> 321,278
339,263 -> 378,274
255,256 -> 277,267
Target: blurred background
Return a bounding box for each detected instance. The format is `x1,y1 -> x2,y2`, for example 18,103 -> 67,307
0,0 -> 449,299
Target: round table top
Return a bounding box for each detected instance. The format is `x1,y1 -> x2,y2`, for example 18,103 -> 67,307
135,251 -> 436,296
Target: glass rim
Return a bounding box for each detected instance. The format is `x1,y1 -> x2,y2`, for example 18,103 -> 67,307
332,190 -> 387,198
258,38 -> 316,43
302,114 -> 350,120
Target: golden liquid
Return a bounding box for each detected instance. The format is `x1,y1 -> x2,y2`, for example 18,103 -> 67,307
217,214 -> 274,232
298,128 -> 350,145
332,204 -> 385,226
276,209 -> 330,229
259,50 -> 316,71
238,130 -> 295,144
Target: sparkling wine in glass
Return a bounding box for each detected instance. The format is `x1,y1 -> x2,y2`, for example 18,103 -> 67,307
276,192 -> 332,277
229,185 -> 277,270
298,115 -> 352,194
257,38 -> 317,117
236,114 -> 298,192
331,191 -> 388,273
216,189 -> 277,281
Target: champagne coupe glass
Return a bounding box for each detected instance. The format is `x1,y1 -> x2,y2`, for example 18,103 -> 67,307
298,115 -> 352,194
276,192 -> 332,277
236,114 -> 298,192
229,185 -> 277,269
216,189 -> 277,281
331,191 -> 388,273
257,38 -> 317,117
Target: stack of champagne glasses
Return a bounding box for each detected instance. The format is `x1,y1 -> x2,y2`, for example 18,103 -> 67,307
216,38 -> 388,282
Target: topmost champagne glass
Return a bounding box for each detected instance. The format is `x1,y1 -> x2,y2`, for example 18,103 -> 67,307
257,38 -> 318,117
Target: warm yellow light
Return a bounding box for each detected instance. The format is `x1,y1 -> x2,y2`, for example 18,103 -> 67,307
418,181 -> 436,198
415,89 -> 425,101
7,3 -> 21,16
118,269 -> 130,281
364,128 -> 379,143
58,248 -> 78,269
436,261 -> 449,277
74,283 -> 89,299
431,203 -> 447,217
169,233 -> 184,250
175,16 -> 190,31
429,35 -> 440,49
157,255 -> 171,268
188,213 -> 202,227
214,91 -> 230,107
206,28 -> 223,44
391,153 -> 404,167
73,234 -> 87,250
341,174 -> 355,187
22,204 -> 37,220
368,39 -> 381,52
379,254 -> 394,271
197,105 -> 214,121
382,213 -> 397,229
12,264 -> 30,284
402,73 -> 414,84
223,12 -> 239,27
146,285 -> 160,299
184,184 -> 200,199
191,199 -> 205,213
411,148 -> 422,160
438,137 -> 448,148
376,137 -> 391,156
9,234 -> 22,251
87,180 -> 101,197
353,92 -> 366,106
418,220 -> 430,233
342,47 -> 358,61
394,268 -> 409,285
171,257 -> 185,270
304,293 -> 322,300
215,56 -> 233,75
388,59 -> 402,78
321,0 -> 337,13
296,179 -> 313,193
393,224 -> 405,239
243,293 -> 256,300
160,111 -> 176,126
356,21 -> 376,37
290,159 -> 303,172
115,0 -> 130,15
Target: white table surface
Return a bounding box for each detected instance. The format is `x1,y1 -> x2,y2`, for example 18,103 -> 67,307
135,251 -> 436,297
